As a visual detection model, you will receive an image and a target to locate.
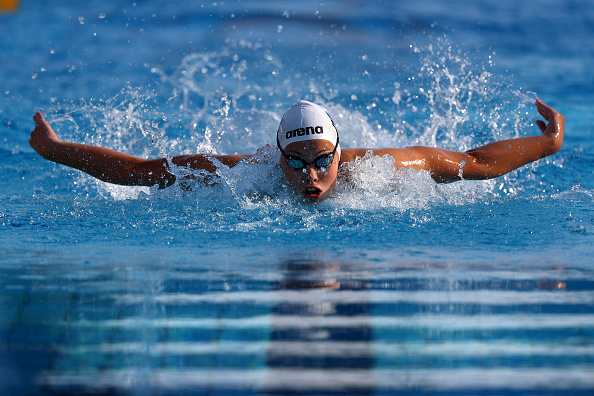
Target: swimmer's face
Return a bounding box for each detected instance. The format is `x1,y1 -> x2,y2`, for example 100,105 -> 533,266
280,139 -> 340,201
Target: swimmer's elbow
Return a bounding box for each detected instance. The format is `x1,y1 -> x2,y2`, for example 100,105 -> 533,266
433,156 -> 503,182
121,159 -> 176,188
459,162 -> 508,181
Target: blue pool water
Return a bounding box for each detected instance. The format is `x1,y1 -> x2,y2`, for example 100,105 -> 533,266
1,0 -> 594,394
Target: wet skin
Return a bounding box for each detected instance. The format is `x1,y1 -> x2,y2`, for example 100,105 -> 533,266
29,100 -> 564,195
279,139 -> 339,201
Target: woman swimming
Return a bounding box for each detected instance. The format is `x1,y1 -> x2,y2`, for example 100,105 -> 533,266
29,99 -> 564,200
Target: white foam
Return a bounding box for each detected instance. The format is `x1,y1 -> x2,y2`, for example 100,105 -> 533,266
51,40 -> 552,207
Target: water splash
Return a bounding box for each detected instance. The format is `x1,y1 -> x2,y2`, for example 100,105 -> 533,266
39,38 -> 557,209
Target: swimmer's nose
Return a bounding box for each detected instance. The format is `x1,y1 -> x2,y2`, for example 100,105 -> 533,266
303,165 -> 319,181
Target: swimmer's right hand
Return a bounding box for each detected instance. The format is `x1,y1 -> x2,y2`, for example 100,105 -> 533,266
30,112 -> 60,159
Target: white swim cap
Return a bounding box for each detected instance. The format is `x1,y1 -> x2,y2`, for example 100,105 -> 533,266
277,100 -> 340,156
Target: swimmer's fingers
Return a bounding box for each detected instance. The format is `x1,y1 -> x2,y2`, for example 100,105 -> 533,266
536,119 -> 547,133
30,111 -> 60,157
31,112 -> 58,140
535,99 -> 551,121
535,99 -> 564,136
33,111 -> 45,125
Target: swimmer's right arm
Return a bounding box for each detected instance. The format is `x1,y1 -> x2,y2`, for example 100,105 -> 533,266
30,112 -> 250,188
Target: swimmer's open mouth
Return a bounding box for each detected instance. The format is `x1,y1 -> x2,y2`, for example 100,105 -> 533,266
303,186 -> 322,198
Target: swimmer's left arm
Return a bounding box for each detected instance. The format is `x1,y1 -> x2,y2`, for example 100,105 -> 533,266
369,99 -> 564,183
442,99 -> 564,182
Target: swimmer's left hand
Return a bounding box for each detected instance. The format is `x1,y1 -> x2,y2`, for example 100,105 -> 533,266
535,99 -> 564,153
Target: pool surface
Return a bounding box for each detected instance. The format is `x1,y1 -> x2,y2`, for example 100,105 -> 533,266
1,0 -> 593,394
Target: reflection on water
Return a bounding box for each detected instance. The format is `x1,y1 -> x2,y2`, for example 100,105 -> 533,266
268,259 -> 374,395
0,256 -> 593,395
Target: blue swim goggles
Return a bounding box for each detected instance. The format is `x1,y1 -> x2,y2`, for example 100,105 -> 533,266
277,135 -> 340,170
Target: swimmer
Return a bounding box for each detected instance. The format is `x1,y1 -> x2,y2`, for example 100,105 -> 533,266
29,99 -> 564,200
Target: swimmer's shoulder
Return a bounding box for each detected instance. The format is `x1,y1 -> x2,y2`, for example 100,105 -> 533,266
339,147 -> 412,164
